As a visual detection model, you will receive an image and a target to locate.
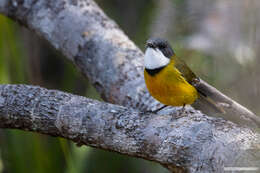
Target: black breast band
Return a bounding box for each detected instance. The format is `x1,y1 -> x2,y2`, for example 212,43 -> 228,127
145,66 -> 165,76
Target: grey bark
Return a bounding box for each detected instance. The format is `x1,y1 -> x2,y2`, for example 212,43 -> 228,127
0,0 -> 260,172
0,84 -> 259,173
0,0 -> 154,111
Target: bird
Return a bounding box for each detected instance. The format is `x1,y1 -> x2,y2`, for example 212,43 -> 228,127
143,38 -> 223,113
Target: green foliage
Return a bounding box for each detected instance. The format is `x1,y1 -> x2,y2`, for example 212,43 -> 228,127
0,16 -> 27,84
2,131 -> 65,173
0,16 -> 67,173
0,15 -> 10,84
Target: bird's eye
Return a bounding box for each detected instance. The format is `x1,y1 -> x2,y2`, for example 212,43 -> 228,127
159,44 -> 166,49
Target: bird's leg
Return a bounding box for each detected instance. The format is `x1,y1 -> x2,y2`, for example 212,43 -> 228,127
178,104 -> 186,116
152,105 -> 168,114
181,104 -> 186,112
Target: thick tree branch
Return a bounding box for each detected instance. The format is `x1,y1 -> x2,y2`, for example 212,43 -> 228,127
0,0 -> 153,110
0,84 -> 259,173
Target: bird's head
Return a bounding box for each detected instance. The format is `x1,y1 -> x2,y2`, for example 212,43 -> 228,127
144,38 -> 174,70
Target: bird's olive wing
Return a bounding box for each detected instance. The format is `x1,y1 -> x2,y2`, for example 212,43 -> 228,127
173,56 -> 197,84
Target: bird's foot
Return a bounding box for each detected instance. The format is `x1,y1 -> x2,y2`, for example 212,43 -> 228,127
145,105 -> 168,114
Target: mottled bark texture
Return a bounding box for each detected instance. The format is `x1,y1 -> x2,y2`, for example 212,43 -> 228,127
0,84 -> 259,173
0,0 -> 260,172
0,0 -> 153,111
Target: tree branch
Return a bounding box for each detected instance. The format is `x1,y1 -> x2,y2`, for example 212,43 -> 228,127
0,84 -> 259,173
0,0 -> 153,110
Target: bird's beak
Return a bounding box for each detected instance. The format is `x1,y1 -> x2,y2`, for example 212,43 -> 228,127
146,42 -> 155,49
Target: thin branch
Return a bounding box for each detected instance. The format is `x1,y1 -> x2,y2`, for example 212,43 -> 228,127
0,84 -> 259,173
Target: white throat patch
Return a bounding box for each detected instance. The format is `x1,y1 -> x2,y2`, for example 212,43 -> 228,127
144,48 -> 170,69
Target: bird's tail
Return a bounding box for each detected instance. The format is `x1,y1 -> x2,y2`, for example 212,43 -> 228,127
196,90 -> 226,114
192,78 -> 260,128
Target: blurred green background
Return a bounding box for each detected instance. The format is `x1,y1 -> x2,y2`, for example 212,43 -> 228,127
0,0 -> 259,172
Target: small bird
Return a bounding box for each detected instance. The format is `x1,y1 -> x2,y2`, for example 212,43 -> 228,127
144,38 -> 222,113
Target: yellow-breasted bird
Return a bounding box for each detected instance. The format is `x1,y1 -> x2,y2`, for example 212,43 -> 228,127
144,38 -> 222,113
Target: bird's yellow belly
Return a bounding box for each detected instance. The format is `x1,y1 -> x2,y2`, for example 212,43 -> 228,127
144,69 -> 198,106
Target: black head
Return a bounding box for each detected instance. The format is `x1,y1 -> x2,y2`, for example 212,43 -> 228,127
146,38 -> 175,58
